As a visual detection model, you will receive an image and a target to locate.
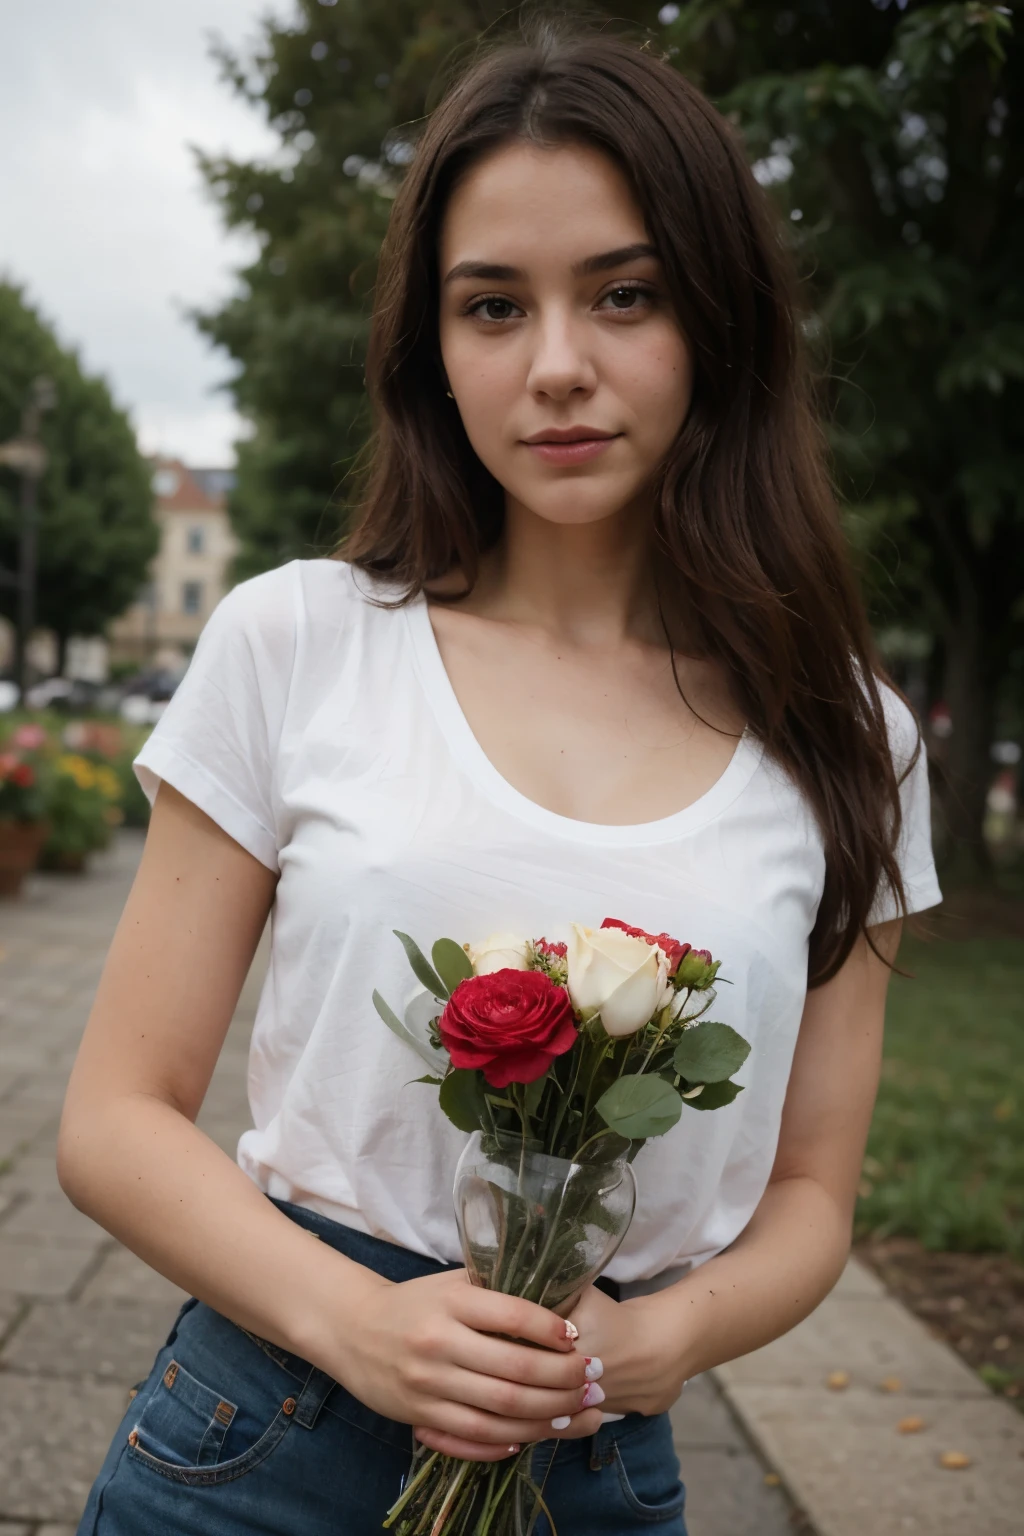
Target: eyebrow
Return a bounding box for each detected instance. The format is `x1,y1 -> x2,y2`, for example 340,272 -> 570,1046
442,242 -> 660,286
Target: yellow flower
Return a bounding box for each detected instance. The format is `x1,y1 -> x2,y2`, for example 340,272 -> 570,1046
95,768 -> 121,800
56,754 -> 99,791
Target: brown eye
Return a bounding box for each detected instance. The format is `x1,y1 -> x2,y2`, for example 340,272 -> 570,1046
598,283 -> 655,313
469,296 -> 520,321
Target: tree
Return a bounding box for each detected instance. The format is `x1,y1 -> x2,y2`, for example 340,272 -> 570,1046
199,0 -> 1022,870
0,283 -> 157,668
663,0 -> 1022,870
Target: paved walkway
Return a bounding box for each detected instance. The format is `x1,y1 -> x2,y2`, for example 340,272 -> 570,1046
0,832 -> 796,1534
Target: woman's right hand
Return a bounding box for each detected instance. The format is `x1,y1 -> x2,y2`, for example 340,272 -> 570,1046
322,1266 -> 605,1462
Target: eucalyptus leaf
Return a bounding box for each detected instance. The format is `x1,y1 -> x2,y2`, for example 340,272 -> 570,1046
394,930 -> 448,999
372,989 -> 449,1072
595,1074 -> 682,1140
439,1068 -> 487,1133
686,1078 -> 744,1111
673,1021 -> 750,1084
432,937 -> 474,993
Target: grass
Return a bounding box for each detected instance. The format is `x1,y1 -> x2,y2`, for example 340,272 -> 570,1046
856,932 -> 1024,1260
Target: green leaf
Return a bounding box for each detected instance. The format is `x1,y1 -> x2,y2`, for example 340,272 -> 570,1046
687,1079 -> 745,1112
595,1075 -> 682,1140
394,930 -> 448,999
673,1021 -> 751,1084
431,937 -> 474,993
439,1069 -> 487,1133
372,990 -> 447,1071
524,1075 -> 548,1116
410,1074 -> 444,1086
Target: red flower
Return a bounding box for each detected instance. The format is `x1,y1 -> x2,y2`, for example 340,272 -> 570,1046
535,938 -> 568,958
600,917 -> 691,975
11,763 -> 34,788
439,969 -> 578,1088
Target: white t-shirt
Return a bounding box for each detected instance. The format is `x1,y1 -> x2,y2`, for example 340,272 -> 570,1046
135,559 -> 941,1284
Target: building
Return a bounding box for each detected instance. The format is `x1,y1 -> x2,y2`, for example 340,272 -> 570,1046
109,458 -> 238,668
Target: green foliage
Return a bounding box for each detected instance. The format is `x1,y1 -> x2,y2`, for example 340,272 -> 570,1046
432,936 -> 474,992
857,933 -> 1024,1259
439,1066 -> 488,1132
0,284 -> 157,642
673,1019 -> 751,1083
595,1073 -> 683,1139
393,928 -> 449,998
685,1077 -> 744,1111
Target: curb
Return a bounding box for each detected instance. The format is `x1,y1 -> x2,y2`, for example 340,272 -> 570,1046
711,1256 -> 1024,1536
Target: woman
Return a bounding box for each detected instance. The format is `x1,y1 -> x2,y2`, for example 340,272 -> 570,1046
66,22 -> 940,1536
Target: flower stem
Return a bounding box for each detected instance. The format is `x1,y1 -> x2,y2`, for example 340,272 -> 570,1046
383,1450 -> 442,1527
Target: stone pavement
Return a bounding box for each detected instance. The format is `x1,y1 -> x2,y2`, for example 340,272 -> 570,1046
0,831 -> 798,1534
717,1255 -> 1024,1536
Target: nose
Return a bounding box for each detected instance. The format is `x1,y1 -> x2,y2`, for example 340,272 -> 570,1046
525,306 -> 597,402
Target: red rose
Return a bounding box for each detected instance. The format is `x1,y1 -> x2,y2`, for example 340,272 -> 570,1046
439,969 -> 578,1088
600,917 -> 691,975
11,763 -> 34,788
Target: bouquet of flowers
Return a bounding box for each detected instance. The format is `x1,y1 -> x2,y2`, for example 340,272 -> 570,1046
373,919 -> 750,1536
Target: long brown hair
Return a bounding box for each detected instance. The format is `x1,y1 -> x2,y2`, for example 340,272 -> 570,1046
342,20 -> 913,986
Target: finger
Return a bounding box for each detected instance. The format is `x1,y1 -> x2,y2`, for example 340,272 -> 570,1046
447,1330 -> 589,1391
415,1427 -> 522,1464
456,1289 -> 577,1352
432,1363 -> 592,1423
417,1400 -> 605,1448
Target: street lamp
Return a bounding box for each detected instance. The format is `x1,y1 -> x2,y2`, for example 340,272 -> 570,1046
0,375 -> 57,699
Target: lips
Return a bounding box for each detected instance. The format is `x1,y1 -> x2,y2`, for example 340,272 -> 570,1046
522,429 -> 621,466
522,427 -> 617,445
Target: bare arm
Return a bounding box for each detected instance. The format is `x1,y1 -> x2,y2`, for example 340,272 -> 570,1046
59,784 -> 599,1458
554,921 -> 901,1418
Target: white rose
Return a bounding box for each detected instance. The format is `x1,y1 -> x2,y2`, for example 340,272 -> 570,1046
567,924 -> 670,1037
468,932 -> 530,975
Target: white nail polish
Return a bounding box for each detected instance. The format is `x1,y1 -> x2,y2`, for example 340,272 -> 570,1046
564,1320 -> 579,1342
551,1414 -> 572,1430
584,1357 -> 604,1381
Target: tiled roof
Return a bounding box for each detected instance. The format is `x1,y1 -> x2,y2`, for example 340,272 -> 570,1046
149,457 -> 224,512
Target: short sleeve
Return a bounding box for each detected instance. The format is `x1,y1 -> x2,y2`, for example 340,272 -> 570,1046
869,688 -> 942,924
133,563 -> 299,871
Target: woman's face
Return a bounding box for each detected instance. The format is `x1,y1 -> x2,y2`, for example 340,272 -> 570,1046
438,139 -> 692,530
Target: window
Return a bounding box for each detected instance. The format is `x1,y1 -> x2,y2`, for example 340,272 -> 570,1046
186,525 -> 205,555
182,581 -> 203,616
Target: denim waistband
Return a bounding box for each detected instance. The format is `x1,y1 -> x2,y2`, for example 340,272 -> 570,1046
269,1197 -> 622,1303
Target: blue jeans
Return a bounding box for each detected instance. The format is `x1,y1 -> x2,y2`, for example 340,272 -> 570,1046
78,1200 -> 687,1535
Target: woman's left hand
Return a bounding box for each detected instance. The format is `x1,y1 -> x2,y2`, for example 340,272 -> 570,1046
565,1285 -> 689,1418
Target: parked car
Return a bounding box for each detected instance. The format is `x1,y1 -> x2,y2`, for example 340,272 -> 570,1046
24,676 -> 103,712
107,667 -> 182,726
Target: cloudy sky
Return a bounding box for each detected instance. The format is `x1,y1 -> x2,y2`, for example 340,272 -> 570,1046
1,0 -> 287,466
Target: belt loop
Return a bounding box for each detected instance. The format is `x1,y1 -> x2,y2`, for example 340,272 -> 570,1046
293,1364 -> 334,1429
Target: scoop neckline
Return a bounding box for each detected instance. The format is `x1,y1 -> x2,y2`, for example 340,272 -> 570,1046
403,593 -> 763,848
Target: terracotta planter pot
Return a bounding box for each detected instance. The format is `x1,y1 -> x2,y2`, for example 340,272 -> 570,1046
0,819 -> 48,898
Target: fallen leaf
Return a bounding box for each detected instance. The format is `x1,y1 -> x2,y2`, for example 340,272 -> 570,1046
880,1376 -> 903,1393
764,1473 -> 781,1487
826,1370 -> 850,1391
939,1451 -> 972,1470
898,1416 -> 926,1434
